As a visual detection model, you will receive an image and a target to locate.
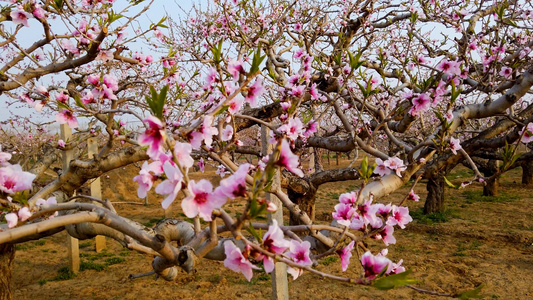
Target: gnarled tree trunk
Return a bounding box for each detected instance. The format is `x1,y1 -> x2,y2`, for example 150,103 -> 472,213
483,176 -> 500,196
482,160 -> 500,196
522,160 -> 533,185
0,244 -> 15,300
288,187 -> 317,226
424,173 -> 445,214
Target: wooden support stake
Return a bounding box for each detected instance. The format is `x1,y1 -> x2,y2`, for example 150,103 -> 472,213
87,138 -> 106,253
164,206 -> 172,218
261,125 -> 288,300
60,124 -> 80,273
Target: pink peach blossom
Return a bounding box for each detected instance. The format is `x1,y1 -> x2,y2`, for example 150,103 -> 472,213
5,213 -> 18,228
0,152 -> 11,164
133,161 -> 160,198
10,10 -> 32,27
278,139 -> 304,177
521,123 -> 533,143
224,241 -> 259,281
138,116 -> 166,160
215,163 -> 249,199
245,78 -> 264,107
221,125 -> 233,142
173,142 -> 194,169
181,179 -> 226,221
55,110 -> 78,129
387,206 -> 413,229
155,161 -> 183,209
18,207 -> 32,222
338,241 -> 355,271
228,60 -> 246,80
262,219 -> 290,273
332,203 -> 356,227
0,164 -> 36,194
373,158 -> 391,177
379,225 -> 396,246
407,190 -> 420,202
96,50 -> 114,62
449,137 -> 462,155
286,240 -> 313,280
384,157 -> 406,177
360,251 -> 392,279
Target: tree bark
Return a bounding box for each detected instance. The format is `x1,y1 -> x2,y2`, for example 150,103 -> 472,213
0,244 -> 15,300
482,160 -> 500,196
483,177 -> 500,196
522,160 -> 533,185
288,187 -> 317,226
424,174 -> 445,214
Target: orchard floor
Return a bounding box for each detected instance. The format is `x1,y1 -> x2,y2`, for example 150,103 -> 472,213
10,160 -> 533,299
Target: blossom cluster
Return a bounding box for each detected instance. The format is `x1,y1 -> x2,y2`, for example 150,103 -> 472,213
223,220 -> 313,281
1,150 -> 37,228
331,191 -> 413,276
135,125 -> 254,221
373,157 -> 407,177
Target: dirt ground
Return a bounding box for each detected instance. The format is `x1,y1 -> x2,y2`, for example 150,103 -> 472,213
10,159 -> 533,299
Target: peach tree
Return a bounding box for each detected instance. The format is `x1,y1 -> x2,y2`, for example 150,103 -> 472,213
1,0 -> 532,299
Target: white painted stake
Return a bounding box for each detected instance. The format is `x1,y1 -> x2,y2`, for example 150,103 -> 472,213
87,138 -> 106,253
60,124 -> 80,273
261,125 -> 288,300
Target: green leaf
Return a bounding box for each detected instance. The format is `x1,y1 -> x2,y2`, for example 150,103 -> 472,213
211,40 -> 223,64
357,81 -> 369,98
106,10 -> 123,25
367,162 -> 377,178
443,176 -> 457,189
154,16 -> 168,29
372,270 -> 417,290
347,50 -> 364,71
57,101 -> 70,110
455,284 -> 485,299
52,0 -> 64,10
73,95 -> 86,109
159,85 -> 168,108
434,110 -> 444,122
333,52 -> 342,66
145,85 -> 168,119
360,156 -> 368,175
215,105 -> 230,116
249,47 -> 266,75
247,224 -> 262,242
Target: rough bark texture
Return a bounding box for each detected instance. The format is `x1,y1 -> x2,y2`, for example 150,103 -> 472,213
483,177 -> 500,196
482,160 -> 500,196
522,161 -> 533,185
0,244 -> 15,300
424,174 -> 445,214
288,187 -> 317,226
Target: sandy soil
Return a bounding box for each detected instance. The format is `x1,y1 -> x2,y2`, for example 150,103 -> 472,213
10,160 -> 533,299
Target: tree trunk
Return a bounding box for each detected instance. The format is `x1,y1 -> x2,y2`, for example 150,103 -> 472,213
482,160 -> 500,196
288,188 -> 317,226
424,174 -> 445,214
0,244 -> 15,300
313,148 -> 324,172
522,161 -> 533,185
483,177 -> 499,196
